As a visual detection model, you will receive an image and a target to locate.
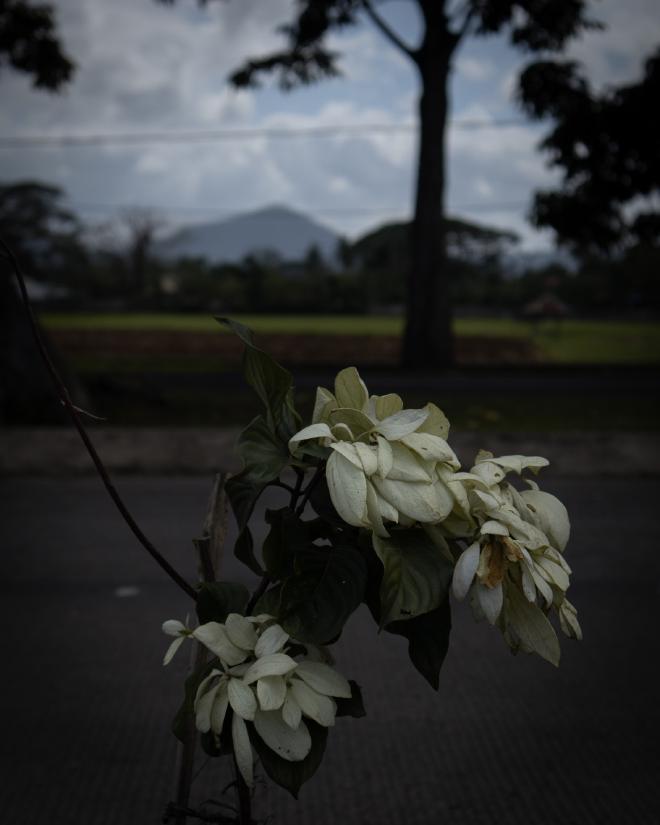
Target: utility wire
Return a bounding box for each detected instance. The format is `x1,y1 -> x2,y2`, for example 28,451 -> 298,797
0,118 -> 529,149
71,200 -> 529,216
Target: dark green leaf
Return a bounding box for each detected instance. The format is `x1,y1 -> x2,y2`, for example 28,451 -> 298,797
237,415 -> 290,484
234,526 -> 263,577
280,545 -> 366,644
308,476 -> 343,527
364,541 -> 452,690
254,583 -> 283,617
225,472 -> 266,576
262,507 -> 312,579
216,316 -> 295,432
336,680 -> 366,718
372,529 -> 454,627
386,599 -> 452,691
196,581 -> 250,624
249,719 -> 328,798
171,660 -> 215,743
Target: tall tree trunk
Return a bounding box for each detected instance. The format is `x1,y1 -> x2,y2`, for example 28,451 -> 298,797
403,14 -> 456,369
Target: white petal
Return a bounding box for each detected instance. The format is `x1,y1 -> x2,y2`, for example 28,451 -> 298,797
282,694 -> 302,729
537,556 -> 570,592
373,393 -> 403,420
371,476 -> 449,523
334,366 -> 369,410
521,490 -> 571,552
329,440 -> 363,469
162,619 -> 187,637
354,441 -> 378,476
476,581 -> 503,625
376,435 -> 394,478
195,682 -> 221,733
225,614 -> 258,651
243,653 -> 298,684
377,408 -> 429,440
505,586 -> 560,666
228,678 -> 258,720
210,684 -> 229,734
366,481 -> 389,537
255,624 -> 289,658
401,433 -> 459,466
417,402 -> 450,439
326,450 -> 368,528
289,422 -> 334,453
254,711 -> 312,762
290,679 -> 336,727
480,519 -> 509,537
193,623 -> 248,666
194,670 -> 222,707
471,461 -> 506,487
520,564 -> 537,602
386,442 -> 433,482
162,635 -> 185,666
452,541 -> 481,600
293,660 -> 352,698
490,454 -> 550,475
257,675 -> 287,711
312,386 -> 336,424
231,714 -> 254,788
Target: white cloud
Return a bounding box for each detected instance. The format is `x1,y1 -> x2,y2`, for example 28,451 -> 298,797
0,0 -> 655,248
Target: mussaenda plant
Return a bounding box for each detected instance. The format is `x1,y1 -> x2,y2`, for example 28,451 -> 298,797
2,237 -> 579,825
161,317 -> 582,809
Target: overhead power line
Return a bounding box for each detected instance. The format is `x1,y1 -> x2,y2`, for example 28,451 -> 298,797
71,200 -> 529,217
0,118 -> 528,149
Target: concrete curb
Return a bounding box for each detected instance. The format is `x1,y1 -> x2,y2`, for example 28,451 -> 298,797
2,427 -> 659,476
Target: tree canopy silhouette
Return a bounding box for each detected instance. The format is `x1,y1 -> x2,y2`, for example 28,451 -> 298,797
0,0 -> 74,90
519,46 -> 660,254
221,0 -> 599,367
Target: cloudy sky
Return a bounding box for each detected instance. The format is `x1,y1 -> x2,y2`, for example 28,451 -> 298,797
1,0 -> 657,249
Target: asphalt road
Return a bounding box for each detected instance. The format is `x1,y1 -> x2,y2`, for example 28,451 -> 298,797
1,475 -> 659,825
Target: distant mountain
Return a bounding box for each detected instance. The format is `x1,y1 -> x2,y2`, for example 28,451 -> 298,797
156,204 -> 340,264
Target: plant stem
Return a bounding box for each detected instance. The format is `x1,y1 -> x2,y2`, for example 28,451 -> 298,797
295,464 -> 324,517
245,574 -> 270,616
1,238 -> 196,600
233,754 -> 253,825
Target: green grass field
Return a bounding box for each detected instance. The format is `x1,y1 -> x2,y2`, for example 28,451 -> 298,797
41,312 -> 660,364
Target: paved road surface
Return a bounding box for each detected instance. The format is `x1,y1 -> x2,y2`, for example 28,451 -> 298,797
1,476 -> 659,824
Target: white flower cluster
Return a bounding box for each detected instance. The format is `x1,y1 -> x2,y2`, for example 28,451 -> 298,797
162,613 -> 351,786
290,367 -> 460,535
449,451 -> 581,664
290,368 -> 581,665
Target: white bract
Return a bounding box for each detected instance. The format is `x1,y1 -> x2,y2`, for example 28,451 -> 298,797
162,613 -> 352,786
289,367 -> 460,536
450,451 -> 581,665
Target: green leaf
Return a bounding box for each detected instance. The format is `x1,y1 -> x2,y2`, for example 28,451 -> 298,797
248,718 -> 328,799
372,529 -> 454,627
280,545 -> 367,644
254,583 -> 283,617
234,526 -> 263,577
217,316 -> 296,433
171,660 -> 215,743
237,415 -> 290,484
225,472 -> 266,576
262,508 -> 311,579
196,581 -> 250,624
386,600 -> 451,690
505,585 -> 561,666
336,680 -> 366,718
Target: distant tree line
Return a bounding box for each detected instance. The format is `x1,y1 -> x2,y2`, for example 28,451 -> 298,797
2,179 -> 659,317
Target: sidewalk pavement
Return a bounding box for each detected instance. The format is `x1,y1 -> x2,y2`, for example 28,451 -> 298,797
1,475 -> 659,824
